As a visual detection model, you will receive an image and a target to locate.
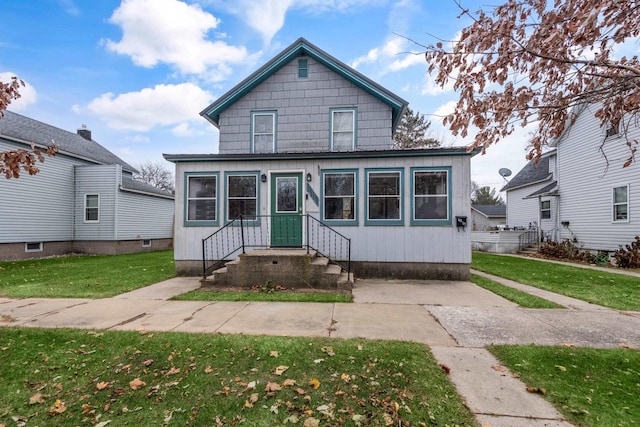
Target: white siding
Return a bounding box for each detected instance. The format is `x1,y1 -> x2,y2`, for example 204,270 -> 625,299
218,57 -> 393,154
0,139 -> 84,243
117,190 -> 174,240
74,164 -> 118,240
173,154 -> 471,265
556,104 -> 640,251
505,183 -> 557,230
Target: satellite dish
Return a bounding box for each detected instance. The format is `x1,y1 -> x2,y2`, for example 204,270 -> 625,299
498,168 -> 512,177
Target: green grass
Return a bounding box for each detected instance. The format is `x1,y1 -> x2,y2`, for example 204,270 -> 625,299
470,274 -> 562,308
0,250 -> 175,299
489,345 -> 640,427
173,290 -> 353,303
0,328 -> 477,427
472,252 -> 640,311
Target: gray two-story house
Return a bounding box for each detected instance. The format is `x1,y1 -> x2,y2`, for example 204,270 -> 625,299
165,38 -> 475,280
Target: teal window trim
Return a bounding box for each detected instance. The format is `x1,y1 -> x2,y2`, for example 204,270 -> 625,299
250,110 -> 277,153
612,184 -> 629,222
410,166 -> 452,226
224,171 -> 260,226
320,168 -> 359,226
298,58 -> 308,78
184,171 -> 219,227
329,107 -> 357,151
364,167 -> 404,226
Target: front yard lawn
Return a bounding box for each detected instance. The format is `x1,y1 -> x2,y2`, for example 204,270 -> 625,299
472,252 -> 640,311
0,328 -> 477,426
489,345 -> 640,427
0,250 -> 175,299
470,274 -> 562,308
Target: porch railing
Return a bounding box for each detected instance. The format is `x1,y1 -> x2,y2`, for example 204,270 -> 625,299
518,229 -> 539,250
202,214 -> 351,278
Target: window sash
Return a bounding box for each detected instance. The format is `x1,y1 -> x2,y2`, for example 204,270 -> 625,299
331,110 -> 355,151
540,200 -> 551,220
252,113 -> 275,153
187,176 -> 217,221
85,194 -> 99,222
227,175 -> 258,220
323,172 -> 355,221
367,172 -> 400,220
413,171 -> 449,221
298,59 -> 308,78
613,185 -> 629,221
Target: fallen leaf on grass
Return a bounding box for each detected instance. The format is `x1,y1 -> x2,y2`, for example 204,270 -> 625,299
129,378 -> 146,390
269,351 -> 279,358
303,417 -> 319,427
164,367 -> 180,376
96,381 -> 110,390
282,379 -> 296,387
29,393 -> 45,405
555,365 -> 567,372
321,346 -> 335,356
619,343 -> 635,349
560,343 -> 575,347
48,399 -> 66,415
274,365 -> 289,376
295,387 -> 306,395
308,378 -> 320,389
143,359 -> 154,367
244,393 -> 259,408
439,364 -> 451,374
265,382 -> 282,392
204,365 -> 213,374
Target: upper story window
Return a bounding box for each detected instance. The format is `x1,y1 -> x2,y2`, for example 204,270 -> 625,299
84,194 -> 99,222
186,173 -> 219,226
330,108 -> 356,151
322,170 -> 357,225
251,111 -> 276,153
540,200 -> 551,220
411,167 -> 451,225
613,185 -> 629,222
298,58 -> 308,78
365,168 -> 403,225
226,172 -> 259,222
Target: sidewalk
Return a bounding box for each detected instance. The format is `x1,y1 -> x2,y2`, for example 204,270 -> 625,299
2,276 -> 640,426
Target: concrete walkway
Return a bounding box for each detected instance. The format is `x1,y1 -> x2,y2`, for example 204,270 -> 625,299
2,275 -> 639,427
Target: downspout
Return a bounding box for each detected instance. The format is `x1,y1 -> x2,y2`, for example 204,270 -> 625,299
114,165 -> 120,243
537,195 -> 542,249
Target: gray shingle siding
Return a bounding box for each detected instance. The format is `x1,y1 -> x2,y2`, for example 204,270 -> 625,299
218,56 -> 393,154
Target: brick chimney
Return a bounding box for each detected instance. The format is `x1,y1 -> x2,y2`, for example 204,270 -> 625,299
77,124 -> 92,141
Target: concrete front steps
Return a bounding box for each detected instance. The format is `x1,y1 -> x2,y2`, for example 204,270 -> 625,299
203,249 -> 353,290
518,244 -> 539,256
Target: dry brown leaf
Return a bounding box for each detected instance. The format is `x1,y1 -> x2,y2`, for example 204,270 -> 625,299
303,417 -> 320,427
143,359 -> 154,366
164,367 -> 180,376
491,365 -> 508,372
295,387 -> 306,395
265,381 -> 282,392
269,350 -> 279,358
249,393 -> 259,403
29,393 -> 45,405
439,364 -> 451,374
129,378 -> 146,390
96,381 -> 109,390
48,399 -> 66,415
321,346 -> 335,356
274,365 -> 289,376
526,386 -> 546,395
282,378 -> 296,387
204,365 -> 213,374
308,378 -> 320,389
81,402 -> 94,415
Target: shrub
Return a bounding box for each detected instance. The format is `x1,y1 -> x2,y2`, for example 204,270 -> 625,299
613,236 -> 640,269
538,239 -> 597,264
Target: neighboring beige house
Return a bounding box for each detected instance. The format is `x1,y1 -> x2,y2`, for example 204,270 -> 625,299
471,205 -> 506,231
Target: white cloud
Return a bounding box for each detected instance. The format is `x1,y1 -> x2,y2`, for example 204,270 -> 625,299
212,0 -> 384,44
57,0 -> 80,15
75,82 -> 213,132
104,0 -> 251,76
0,72 -> 37,111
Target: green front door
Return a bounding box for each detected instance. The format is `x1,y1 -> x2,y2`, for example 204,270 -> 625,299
270,172 -> 303,247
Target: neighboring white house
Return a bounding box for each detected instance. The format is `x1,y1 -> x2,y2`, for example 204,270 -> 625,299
0,111 -> 175,261
501,150 -> 558,239
502,101 -> 639,252
165,38 -> 476,280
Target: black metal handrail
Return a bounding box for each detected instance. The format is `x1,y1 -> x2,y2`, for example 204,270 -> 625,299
202,214 -> 351,278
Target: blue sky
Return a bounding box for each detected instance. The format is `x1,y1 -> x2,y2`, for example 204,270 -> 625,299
1,0 -> 532,191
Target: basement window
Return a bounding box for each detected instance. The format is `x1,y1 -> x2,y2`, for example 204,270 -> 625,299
142,239 -> 152,247
25,242 -> 43,252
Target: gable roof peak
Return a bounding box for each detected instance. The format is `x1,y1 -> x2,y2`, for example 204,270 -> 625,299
200,37 -> 408,131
